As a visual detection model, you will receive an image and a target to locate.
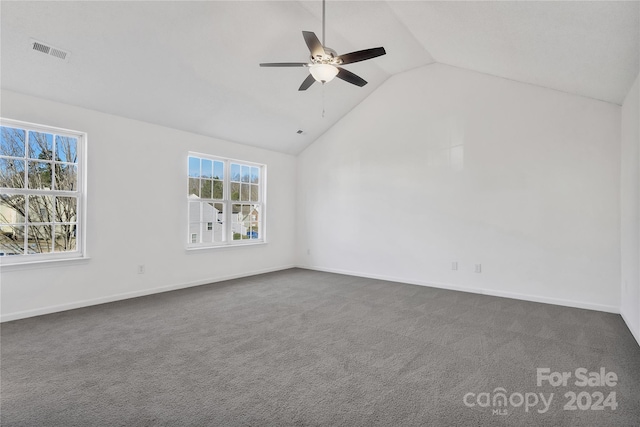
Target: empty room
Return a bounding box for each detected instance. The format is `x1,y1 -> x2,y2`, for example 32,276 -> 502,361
1,1 -> 639,425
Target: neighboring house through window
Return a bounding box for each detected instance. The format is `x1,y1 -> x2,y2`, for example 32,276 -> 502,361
187,153 -> 265,248
0,118 -> 86,263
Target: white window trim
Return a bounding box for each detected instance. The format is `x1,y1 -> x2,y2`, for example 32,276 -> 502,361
0,118 -> 88,265
186,152 -> 266,250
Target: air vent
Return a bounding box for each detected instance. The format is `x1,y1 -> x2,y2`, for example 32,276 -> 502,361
30,39 -> 71,62
50,48 -> 68,60
32,42 -> 50,54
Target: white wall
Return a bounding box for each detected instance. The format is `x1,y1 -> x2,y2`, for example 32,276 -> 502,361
297,63 -> 621,312
0,90 -> 297,321
620,73 -> 640,344
1,65 -> 629,322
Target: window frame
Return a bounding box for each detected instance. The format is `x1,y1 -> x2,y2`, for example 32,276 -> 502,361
0,118 -> 88,265
186,152 -> 266,249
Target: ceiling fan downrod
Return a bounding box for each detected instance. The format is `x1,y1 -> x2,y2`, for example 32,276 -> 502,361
322,0 -> 326,47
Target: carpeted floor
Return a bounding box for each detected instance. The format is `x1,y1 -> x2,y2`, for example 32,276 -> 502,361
1,268 -> 639,426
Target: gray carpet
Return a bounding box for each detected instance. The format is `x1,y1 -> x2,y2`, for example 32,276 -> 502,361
1,268 -> 639,426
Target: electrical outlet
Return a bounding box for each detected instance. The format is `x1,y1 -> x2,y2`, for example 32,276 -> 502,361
137,264 -> 145,274
474,264 -> 482,273
452,261 -> 458,271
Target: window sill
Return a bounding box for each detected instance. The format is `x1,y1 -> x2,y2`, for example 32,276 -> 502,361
0,256 -> 91,271
186,241 -> 267,252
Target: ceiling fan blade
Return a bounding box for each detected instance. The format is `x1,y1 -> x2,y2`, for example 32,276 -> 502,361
298,74 -> 316,91
259,62 -> 309,67
302,31 -> 325,58
336,67 -> 367,87
337,47 -> 386,65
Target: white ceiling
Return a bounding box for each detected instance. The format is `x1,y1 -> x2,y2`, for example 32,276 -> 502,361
1,1 -> 638,155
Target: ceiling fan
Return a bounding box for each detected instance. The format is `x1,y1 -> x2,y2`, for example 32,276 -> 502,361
259,0 -> 386,91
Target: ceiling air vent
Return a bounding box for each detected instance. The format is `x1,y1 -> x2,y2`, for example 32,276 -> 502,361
30,39 -> 71,62
50,48 -> 68,61
32,41 -> 50,54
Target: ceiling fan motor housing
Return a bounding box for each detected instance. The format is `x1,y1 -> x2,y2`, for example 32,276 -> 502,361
311,48 -> 342,65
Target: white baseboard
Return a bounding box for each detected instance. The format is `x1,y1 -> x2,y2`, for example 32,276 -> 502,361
620,310 -> 640,347
3,264 -> 625,324
298,265 -> 620,314
1,264 -> 296,322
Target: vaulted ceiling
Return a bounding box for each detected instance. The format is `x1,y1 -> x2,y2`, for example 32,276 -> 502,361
1,1 -> 638,154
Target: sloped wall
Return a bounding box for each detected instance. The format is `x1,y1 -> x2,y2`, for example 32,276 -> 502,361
296,63 -> 621,311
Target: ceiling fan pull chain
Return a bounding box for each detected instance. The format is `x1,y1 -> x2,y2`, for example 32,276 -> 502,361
322,83 -> 325,118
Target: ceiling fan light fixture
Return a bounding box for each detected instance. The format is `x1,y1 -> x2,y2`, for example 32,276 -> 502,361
309,64 -> 338,83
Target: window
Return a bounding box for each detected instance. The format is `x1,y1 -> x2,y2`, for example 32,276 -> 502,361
187,153 -> 265,248
0,119 -> 86,263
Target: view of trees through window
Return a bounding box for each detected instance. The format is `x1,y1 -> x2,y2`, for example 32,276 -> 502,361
0,123 -> 81,257
188,154 -> 264,246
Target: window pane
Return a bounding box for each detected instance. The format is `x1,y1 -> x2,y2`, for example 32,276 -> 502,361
27,225 -> 52,254
249,222 -> 259,239
231,163 -> 241,182
54,164 -> 77,191
202,202 -> 217,225
231,204 -> 259,240
189,223 -> 199,243
200,223 -> 212,243
55,197 -> 77,223
54,224 -> 76,252
28,132 -> 53,160
27,161 -> 52,189
241,183 -> 250,201
1,127 -> 25,157
250,205 -> 260,224
0,225 -> 24,255
241,165 -> 250,183
0,158 -> 25,188
55,136 -> 77,163
188,157 -> 200,178
213,161 -> 224,180
213,180 -> 223,199
28,195 -> 54,223
201,159 -> 213,178
230,182 -> 240,201
250,184 -> 259,202
0,195 -> 25,224
189,201 -> 200,223
232,204 -> 243,240
214,203 -> 224,222
200,179 -> 213,199
201,202 -> 225,243
251,167 -> 259,184
213,203 -> 224,242
188,178 -> 199,197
